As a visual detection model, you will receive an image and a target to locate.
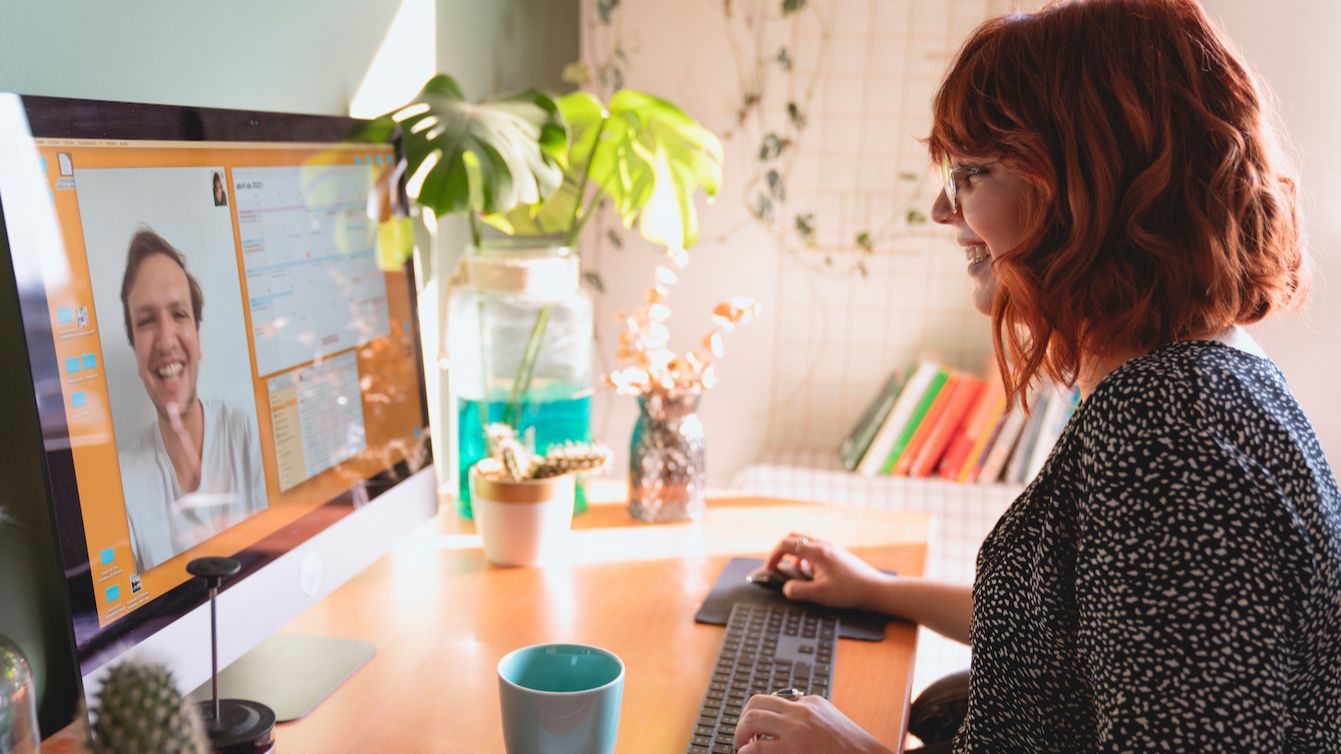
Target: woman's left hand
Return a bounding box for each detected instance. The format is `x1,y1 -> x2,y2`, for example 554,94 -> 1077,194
733,693 -> 893,754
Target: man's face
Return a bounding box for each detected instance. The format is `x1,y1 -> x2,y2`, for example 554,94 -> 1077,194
127,253 -> 201,417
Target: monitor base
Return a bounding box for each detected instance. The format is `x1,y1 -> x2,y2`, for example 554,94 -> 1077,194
188,633 -> 376,722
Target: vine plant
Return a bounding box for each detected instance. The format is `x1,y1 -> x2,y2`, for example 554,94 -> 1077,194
721,0 -> 931,277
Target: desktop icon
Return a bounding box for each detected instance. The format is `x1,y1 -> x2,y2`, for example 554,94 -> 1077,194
130,573 -> 143,594
39,156 -> 48,174
58,152 -> 74,176
83,353 -> 97,370
57,306 -> 73,324
75,306 -> 89,328
100,547 -> 115,566
65,356 -> 81,374
71,391 -> 87,409
105,585 -> 120,603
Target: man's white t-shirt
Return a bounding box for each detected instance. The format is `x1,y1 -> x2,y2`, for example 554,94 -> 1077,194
121,399 -> 268,572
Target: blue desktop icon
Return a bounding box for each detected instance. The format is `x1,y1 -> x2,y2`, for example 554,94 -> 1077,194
57,307 -> 73,324
65,356 -> 81,374
71,391 -> 87,408
40,156 -> 48,173
106,585 -> 120,603
100,547 -> 114,566
83,353 -> 97,370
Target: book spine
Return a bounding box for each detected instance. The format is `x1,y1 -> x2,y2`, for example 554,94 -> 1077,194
978,408 -> 1027,484
912,376 -> 984,477
893,373 -> 961,476
1005,389 -> 1051,484
881,369 -> 950,475
961,408 -> 1008,483
947,376 -> 1007,481
837,367 -> 910,471
856,360 -> 939,476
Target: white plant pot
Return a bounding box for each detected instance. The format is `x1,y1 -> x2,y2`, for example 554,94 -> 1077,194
469,458 -> 576,567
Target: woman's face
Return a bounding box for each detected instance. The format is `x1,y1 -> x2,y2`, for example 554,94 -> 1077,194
930,156 -> 1032,315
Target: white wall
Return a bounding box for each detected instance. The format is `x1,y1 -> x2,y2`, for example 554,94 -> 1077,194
1203,0 -> 1341,469
584,0 -> 1341,484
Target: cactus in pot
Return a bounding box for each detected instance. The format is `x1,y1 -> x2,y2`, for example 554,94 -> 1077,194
483,423 -> 611,481
88,661 -> 208,754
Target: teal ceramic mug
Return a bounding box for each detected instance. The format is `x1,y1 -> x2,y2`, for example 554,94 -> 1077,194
497,643 -> 625,754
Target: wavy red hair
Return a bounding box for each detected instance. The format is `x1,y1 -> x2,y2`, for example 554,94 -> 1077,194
927,0 -> 1308,404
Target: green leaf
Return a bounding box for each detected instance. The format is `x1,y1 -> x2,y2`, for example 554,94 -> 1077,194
580,89 -> 723,248
371,74 -> 565,218
783,0 -> 806,14
583,271 -> 606,293
753,194 -> 774,220
856,231 -> 874,252
795,212 -> 816,245
767,169 -> 785,200
787,102 -> 806,130
597,0 -> 620,24
906,209 -> 928,225
759,133 -> 789,161
776,47 -> 793,72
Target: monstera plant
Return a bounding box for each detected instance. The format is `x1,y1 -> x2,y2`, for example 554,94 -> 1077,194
364,75 -> 723,424
365,74 -> 722,250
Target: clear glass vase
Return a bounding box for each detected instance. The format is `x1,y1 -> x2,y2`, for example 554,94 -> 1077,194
628,391 -> 706,523
446,247 -> 594,519
0,636 -> 39,754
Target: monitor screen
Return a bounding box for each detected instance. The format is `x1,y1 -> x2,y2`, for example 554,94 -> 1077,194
0,94 -> 434,688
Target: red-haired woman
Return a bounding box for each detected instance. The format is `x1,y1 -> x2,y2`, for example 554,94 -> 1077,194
735,0 -> 1340,751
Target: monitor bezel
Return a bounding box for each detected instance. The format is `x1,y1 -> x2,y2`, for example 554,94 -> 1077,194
5,93 -> 431,680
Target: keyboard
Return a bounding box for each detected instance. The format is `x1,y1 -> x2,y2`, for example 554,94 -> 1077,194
686,602 -> 839,754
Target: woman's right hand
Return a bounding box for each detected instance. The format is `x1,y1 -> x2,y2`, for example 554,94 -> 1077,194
764,533 -> 895,612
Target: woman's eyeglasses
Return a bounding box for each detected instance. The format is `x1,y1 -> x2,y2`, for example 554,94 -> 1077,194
938,156 -> 999,213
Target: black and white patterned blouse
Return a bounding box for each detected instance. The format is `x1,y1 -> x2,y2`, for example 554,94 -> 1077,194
956,340 -> 1341,753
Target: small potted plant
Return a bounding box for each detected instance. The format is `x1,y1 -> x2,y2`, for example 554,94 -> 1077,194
469,424 -> 611,566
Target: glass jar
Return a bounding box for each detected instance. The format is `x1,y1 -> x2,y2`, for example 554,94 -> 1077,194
0,636 -> 39,754
447,247 -> 593,518
628,390 -> 706,523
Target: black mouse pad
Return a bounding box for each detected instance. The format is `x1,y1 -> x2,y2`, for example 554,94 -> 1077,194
693,557 -> 895,641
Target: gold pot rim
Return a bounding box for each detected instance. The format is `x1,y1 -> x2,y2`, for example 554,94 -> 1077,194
469,458 -> 576,504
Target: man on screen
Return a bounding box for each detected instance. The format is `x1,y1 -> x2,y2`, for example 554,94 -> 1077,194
117,228 -> 267,572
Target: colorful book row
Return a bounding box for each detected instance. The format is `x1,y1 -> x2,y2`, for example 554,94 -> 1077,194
837,358 -> 1080,485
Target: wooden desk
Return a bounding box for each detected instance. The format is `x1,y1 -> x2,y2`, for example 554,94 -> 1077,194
51,494 -> 929,753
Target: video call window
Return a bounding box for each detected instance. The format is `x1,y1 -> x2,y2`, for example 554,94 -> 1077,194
36,139 -> 426,627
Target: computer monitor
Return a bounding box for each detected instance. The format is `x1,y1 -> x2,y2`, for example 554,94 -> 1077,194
0,92 -> 437,730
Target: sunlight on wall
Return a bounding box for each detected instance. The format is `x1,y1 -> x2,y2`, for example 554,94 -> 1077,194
349,0 -> 436,119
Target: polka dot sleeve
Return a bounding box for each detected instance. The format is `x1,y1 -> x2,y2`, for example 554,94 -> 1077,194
1075,428 -> 1307,752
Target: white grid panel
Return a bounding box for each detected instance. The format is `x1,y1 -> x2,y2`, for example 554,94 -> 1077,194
763,0 -> 1017,454
731,446 -> 1022,695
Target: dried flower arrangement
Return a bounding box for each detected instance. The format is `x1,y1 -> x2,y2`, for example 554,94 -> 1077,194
606,251 -> 761,398
480,423 -> 612,482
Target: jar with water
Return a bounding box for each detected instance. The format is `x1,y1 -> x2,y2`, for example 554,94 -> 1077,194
447,247 -> 593,518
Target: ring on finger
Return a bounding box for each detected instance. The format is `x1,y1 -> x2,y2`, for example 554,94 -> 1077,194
771,687 -> 804,701
793,536 -> 808,556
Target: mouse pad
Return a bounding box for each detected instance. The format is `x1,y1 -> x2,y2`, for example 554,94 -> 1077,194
694,557 -> 895,642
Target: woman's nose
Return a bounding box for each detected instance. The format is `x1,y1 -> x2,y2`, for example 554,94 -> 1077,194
930,188 -> 956,225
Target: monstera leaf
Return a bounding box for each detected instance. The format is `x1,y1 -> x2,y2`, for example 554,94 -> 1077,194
365,75 -> 566,218
481,89 -> 723,249
593,90 -> 723,248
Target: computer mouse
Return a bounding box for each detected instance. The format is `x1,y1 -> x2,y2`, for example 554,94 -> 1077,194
746,560 -> 811,591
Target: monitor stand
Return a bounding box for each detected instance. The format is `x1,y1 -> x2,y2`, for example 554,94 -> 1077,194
187,633 -> 375,722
